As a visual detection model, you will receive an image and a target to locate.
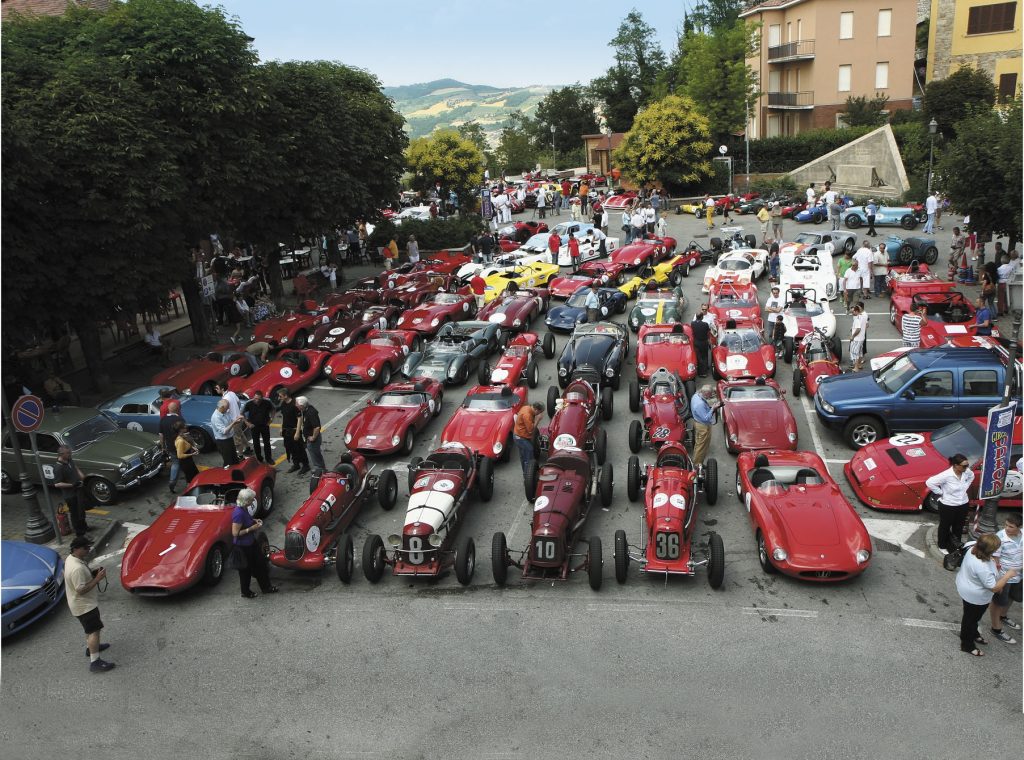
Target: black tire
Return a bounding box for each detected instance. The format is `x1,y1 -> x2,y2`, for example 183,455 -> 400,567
783,336 -> 794,364
757,531 -> 776,574
478,456 -> 494,501
477,360 -> 490,386
200,544 -> 225,586
899,244 -> 914,265
704,458 -> 719,505
610,372 -> 621,391
844,237 -> 856,253
524,459 -> 538,502
376,363 -> 392,388
543,331 -> 556,359
900,214 -> 916,230
628,419 -> 643,453
499,433 -> 512,463
744,234 -> 757,249
335,533 -> 354,584
595,427 -> 608,465
830,335 -> 843,363
491,532 -> 508,586
845,215 -> 862,229
527,360 -> 539,389
707,533 -> 725,589
0,470 -> 14,495
401,428 -> 415,456
684,379 -> 696,400
924,246 -> 939,265
844,415 -> 883,449
601,389 -> 613,421
86,477 -> 116,506
599,463 -> 613,507
547,385 -> 559,418
669,268 -> 682,287
890,303 -> 898,325
710,237 -> 722,250
454,535 -> 476,586
792,368 -> 802,397
735,468 -> 744,500
629,380 -> 641,412
407,456 -> 422,493
614,530 -> 629,584
681,260 -> 691,278
377,469 -> 398,510
256,482 -> 274,518
188,426 -> 212,453
923,493 -> 941,514
362,535 -> 387,583
294,330 -> 308,349
627,455 -> 641,502
587,536 -> 603,590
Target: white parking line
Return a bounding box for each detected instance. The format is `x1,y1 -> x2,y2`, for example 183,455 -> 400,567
742,607 -> 819,618
799,395 -> 828,458
901,618 -> 958,631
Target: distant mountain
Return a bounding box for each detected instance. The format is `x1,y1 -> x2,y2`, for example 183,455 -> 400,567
383,79 -> 556,143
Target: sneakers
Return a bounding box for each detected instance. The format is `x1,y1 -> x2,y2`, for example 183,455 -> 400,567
90,659 -> 116,673
992,629 -> 1017,644
1002,616 -> 1021,630
85,643 -> 111,657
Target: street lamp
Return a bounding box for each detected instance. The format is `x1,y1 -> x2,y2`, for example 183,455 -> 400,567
602,125 -> 612,178
550,125 -> 556,172
927,118 -> 938,193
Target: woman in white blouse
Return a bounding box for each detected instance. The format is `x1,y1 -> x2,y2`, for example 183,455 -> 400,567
956,533 -> 1019,656
926,454 -> 975,555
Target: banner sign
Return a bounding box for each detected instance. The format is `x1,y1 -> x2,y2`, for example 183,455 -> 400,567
481,188 -> 493,220
979,401 -> 1017,499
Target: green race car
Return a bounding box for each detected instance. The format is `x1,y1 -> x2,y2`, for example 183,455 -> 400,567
627,289 -> 688,333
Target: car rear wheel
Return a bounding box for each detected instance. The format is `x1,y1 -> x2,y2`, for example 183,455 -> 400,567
595,427 -> 608,465
783,337 -> 794,364
407,457 -> 422,493
86,477 -> 115,506
587,536 -> 603,590
478,456 -> 495,502
629,380 -> 641,412
757,531 -> 776,574
491,532 -> 509,586
844,416 -> 883,449
792,368 -> 802,397
704,458 -> 719,505
335,534 -> 354,584
614,529 -> 629,584
599,464 -> 614,507
362,535 -> 386,583
627,455 -> 641,502
201,544 -> 225,586
257,482 -> 274,518
707,533 -> 725,589
187,426 -> 212,453
900,215 -> 916,230
547,385 -> 559,418
845,215 -> 861,229
454,535 -> 475,586
601,389 -> 613,421
377,469 -> 398,510
527,360 -> 539,389
524,460 -> 538,502
543,332 -> 556,359
628,419 -> 643,454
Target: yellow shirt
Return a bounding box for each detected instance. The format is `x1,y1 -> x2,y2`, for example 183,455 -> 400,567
175,436 -> 195,459
387,240 -> 399,259
757,207 -> 771,223
65,555 -> 98,617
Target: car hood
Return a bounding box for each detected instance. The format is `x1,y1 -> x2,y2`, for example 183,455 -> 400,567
122,510 -> 229,585
1,541 -> 61,606
847,442 -> 935,506
817,371 -> 885,407
568,337 -> 615,366
178,394 -> 223,425
80,429 -> 161,463
442,409 -> 512,455
768,490 -> 841,547
151,362 -> 218,390
547,305 -> 585,327
346,406 -> 420,442
725,401 -> 788,445
639,343 -> 694,372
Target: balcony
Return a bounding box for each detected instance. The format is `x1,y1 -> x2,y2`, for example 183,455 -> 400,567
766,91 -> 814,109
767,39 -> 815,62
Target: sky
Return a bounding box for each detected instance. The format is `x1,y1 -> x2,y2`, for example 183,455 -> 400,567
211,1 -> 694,88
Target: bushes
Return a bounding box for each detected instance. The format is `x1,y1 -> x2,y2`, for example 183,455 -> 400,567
749,176 -> 798,196
367,216 -> 486,251
726,127 -> 873,173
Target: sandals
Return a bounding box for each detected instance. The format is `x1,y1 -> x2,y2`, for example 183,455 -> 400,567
975,635 -> 989,646
964,648 -> 985,657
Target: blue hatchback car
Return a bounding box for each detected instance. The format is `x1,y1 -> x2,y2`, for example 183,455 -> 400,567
815,346 -> 1020,449
98,385 -> 227,452
2,540 -> 65,638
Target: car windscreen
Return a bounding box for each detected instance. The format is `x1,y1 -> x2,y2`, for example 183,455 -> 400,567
643,333 -> 689,345
67,414 -> 121,449
711,293 -> 755,307
794,234 -> 817,245
567,291 -> 591,307
462,393 -> 515,411
726,385 -> 780,401
718,258 -> 751,271
930,419 -> 986,459
787,302 -> 824,317
432,293 -> 462,304
876,354 -> 919,393
377,392 -> 424,407
369,338 -> 397,348
720,330 -> 762,352
638,295 -> 674,306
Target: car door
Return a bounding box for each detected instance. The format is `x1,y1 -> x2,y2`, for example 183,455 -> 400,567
891,369 -> 956,430
116,402 -> 160,434
959,367 -> 1002,418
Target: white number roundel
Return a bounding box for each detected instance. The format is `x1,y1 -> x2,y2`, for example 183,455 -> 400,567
229,363 -> 241,376
653,493 -> 668,508
888,433 -> 924,447
489,313 -> 507,323
329,327 -> 346,335
669,494 -> 686,509
126,422 -> 144,432
306,525 -> 321,552
553,434 -> 577,449
280,366 -> 294,378
533,495 -> 549,511
727,309 -> 742,318
434,479 -> 455,492
491,368 -> 509,382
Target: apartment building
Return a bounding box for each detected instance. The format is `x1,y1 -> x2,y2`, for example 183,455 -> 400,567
926,0 -> 1022,99
740,0 -> 917,137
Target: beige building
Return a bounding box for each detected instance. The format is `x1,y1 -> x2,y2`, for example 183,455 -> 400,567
740,0 -> 917,137
926,0 -> 1022,98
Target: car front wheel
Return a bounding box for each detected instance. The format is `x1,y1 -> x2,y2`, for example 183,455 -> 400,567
87,477 -> 116,506
844,415 -> 883,449
757,531 -> 776,574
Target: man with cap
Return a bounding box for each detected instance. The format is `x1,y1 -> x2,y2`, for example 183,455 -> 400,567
66,536 -> 115,673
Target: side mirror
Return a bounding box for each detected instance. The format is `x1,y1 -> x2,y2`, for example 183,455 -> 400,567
902,389 -> 917,400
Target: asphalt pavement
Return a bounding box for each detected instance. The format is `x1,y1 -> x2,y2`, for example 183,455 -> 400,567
2,206 -> 1020,759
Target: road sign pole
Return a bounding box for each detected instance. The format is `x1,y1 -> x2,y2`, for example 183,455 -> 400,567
28,430 -> 61,545
0,389 -> 55,544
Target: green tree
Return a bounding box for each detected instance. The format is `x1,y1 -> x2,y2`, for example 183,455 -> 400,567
688,0 -> 747,31
842,94 -> 890,127
532,85 -> 600,168
494,112 -> 538,174
590,65 -> 642,133
924,66 -> 996,137
406,129 -> 484,206
591,10 -> 668,131
612,94 -> 714,190
457,121 -> 501,178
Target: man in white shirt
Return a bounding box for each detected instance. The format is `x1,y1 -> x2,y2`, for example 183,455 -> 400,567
632,211 -> 646,242
871,245 -> 889,297
853,244 -> 873,299
763,286 -> 785,342
822,184 -> 838,207
643,204 -> 656,233
805,183 -> 816,205
996,255 -> 1014,315
849,301 -> 868,371
215,382 -> 249,457
843,260 -> 862,312
924,192 -> 938,235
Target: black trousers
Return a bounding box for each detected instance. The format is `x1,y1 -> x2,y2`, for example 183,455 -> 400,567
251,424 -> 272,462
282,428 -> 307,466
237,542 -> 272,594
960,599 -> 989,652
65,489 -> 87,535
937,501 -> 969,551
866,215 -> 877,236
215,437 -> 239,467
694,343 -> 710,376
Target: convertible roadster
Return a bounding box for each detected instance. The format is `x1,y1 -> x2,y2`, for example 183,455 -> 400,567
718,378 -> 798,453
343,379 -> 444,456
323,329 -> 419,387
712,325 -> 777,380
440,385 -> 527,462
151,348 -> 255,396
228,349 -> 330,401
634,323 -> 697,385
555,321 -> 630,390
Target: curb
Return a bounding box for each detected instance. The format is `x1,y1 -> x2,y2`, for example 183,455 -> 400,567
924,524 -> 946,564
87,517 -> 123,559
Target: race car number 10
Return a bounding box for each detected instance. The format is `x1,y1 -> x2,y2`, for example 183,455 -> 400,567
534,539 -> 556,560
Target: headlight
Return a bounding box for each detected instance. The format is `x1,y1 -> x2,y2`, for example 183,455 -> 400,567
513,319 -> 522,327
855,549 -> 871,564
387,534 -> 401,548
638,362 -> 646,371
368,368 -> 377,377
820,399 -> 835,414
280,337 -> 289,344
772,547 -> 788,561
605,367 -> 615,377
324,365 -> 333,375
398,316 -> 406,325
718,362 -> 727,371
765,361 -> 774,371
493,441 -> 503,455
392,435 -> 401,446
428,533 -> 443,548
826,283 -> 835,296
729,432 -> 738,442
431,318 -> 440,327
343,337 -> 350,347
787,432 -> 797,442
687,363 -> 696,373
344,433 -> 352,444
558,367 -> 568,377
118,462 -> 129,474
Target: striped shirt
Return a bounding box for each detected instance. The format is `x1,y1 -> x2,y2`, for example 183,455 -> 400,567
901,313 -> 923,347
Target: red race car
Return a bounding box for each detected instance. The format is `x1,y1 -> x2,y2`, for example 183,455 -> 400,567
781,199 -> 808,218
151,347 -> 255,396
627,368 -> 690,453
269,453 -> 398,579
707,281 -> 762,331
737,450 -> 872,580
120,457 -> 275,595
480,331 -> 556,389
344,378 -> 444,456
542,379 -> 611,464
617,442 -> 723,588
492,444 -> 612,590
228,349 -> 330,399
308,305 -> 400,352
477,288 -> 547,333
634,323 -> 697,385
791,328 -> 843,397
712,325 -> 777,380
323,289 -> 382,310
361,442 -> 494,585
549,261 -> 627,297
252,301 -> 341,349
383,276 -> 458,309
610,240 -> 667,271
497,221 -> 549,244
718,378 -> 798,454
643,233 -> 678,256
396,291 -> 477,335
890,289 -> 990,346
440,384 -> 526,462
323,329 -> 419,388
602,192 -> 637,210
845,416 -> 1024,512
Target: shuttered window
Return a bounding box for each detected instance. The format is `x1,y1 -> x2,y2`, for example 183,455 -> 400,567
967,3 -> 1016,34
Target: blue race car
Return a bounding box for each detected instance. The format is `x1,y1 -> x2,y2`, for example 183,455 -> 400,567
841,203 -> 926,231
98,385 -> 227,451
545,286 -> 627,333
2,540 -> 65,638
881,234 -> 940,265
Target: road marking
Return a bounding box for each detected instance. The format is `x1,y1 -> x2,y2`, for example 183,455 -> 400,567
85,508 -> 109,516
862,517 -> 930,559
823,458 -> 850,464
798,395 -> 828,459
901,618 -> 958,631
272,391 -> 373,466
505,498 -> 531,547
741,607 -> 819,618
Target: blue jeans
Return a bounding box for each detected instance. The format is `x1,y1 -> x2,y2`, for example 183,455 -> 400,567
168,458 -> 180,487
514,435 -> 533,473
924,213 -> 935,234
874,274 -> 887,296
305,436 -> 326,476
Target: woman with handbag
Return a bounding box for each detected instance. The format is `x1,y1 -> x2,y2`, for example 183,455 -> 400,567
956,533 -> 1019,657
230,488 -> 278,599
173,421 -> 200,484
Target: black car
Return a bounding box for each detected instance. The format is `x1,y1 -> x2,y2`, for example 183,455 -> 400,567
555,321 -> 630,391
435,320 -> 504,354
400,331 -> 492,386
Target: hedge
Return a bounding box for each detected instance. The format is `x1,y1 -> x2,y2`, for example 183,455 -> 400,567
724,127 -> 874,174
367,215 -> 487,251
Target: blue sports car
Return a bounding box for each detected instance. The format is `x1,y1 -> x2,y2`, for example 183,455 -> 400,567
841,203 -> 926,230
2,540 -> 65,638
881,234 -> 940,265
98,385 -> 228,452
545,286 -> 627,333
794,196 -> 853,224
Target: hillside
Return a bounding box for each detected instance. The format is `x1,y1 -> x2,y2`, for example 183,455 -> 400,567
383,79 -> 555,143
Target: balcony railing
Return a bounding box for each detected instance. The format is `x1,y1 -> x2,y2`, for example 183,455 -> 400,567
767,39 -> 816,62
766,91 -> 815,108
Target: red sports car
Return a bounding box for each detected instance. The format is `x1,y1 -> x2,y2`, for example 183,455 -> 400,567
708,281 -> 762,331
617,443 -> 723,587
269,453 -> 398,579
579,260 -> 628,284
323,289 -> 381,310
890,289 -> 990,346
845,416 -> 1024,512
344,378 -> 444,456
151,347 -> 255,396
542,379 -> 610,463
308,305 -> 400,352
477,288 -> 547,333
549,272 -> 604,299
627,368 -> 690,453
497,221 -> 549,244
718,378 -> 798,454
602,192 -> 637,210
362,442 -> 493,585
252,302 -> 342,349
610,241 -> 667,271
228,349 -> 330,399
738,450 -> 872,580
791,328 -> 843,397
712,326 -> 777,380
120,457 -> 276,595
643,233 -> 678,256
441,384 -> 527,462
383,276 -> 457,309
635,323 -> 697,385
323,329 -> 418,388
481,331 -> 556,389
492,445 -> 612,590
396,291 -> 477,335
781,199 -> 808,218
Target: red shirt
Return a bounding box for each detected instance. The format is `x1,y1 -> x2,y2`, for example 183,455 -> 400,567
561,180 -> 571,197
470,276 -> 485,295
159,398 -> 175,418
548,233 -> 561,254
568,238 -> 580,259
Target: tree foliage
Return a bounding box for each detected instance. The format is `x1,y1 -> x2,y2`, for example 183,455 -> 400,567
494,113 -> 538,174
532,85 -> 600,165
924,66 -> 996,138
612,95 -> 713,190
687,0 -> 747,32
405,129 -> 484,206
842,94 -> 890,127
590,10 -> 667,131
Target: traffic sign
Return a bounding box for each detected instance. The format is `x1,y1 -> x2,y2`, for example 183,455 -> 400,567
11,395 -> 44,433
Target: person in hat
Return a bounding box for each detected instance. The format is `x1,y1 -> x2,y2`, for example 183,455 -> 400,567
865,199 -> 878,237
66,536 -> 115,673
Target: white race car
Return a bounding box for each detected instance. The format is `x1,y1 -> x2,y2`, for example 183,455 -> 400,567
779,245 -> 838,301
773,288 -> 838,362
456,249 -> 554,281
701,249 -> 768,293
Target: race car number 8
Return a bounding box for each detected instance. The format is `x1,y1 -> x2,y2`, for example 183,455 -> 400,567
408,536 -> 424,564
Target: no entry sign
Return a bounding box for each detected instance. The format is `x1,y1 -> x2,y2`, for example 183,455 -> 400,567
11,395 -> 44,433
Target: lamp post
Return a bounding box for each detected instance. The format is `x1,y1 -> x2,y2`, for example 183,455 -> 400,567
603,126 -> 612,178
550,124 -> 556,172
927,118 -> 938,193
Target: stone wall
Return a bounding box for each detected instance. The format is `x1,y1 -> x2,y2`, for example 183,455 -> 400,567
786,124 -> 910,195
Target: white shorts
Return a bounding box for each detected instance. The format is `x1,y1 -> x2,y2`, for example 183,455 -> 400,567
861,271 -> 872,289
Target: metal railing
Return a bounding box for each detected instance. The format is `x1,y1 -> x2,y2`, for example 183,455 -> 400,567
766,91 -> 815,108
767,39 -> 815,61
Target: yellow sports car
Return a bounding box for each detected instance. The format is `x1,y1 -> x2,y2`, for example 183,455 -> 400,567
483,262 -> 560,303
618,255 -> 685,298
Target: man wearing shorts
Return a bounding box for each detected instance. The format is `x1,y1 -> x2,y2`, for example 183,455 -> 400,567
849,302 -> 868,371
990,513 -> 1023,644
66,536 -> 115,672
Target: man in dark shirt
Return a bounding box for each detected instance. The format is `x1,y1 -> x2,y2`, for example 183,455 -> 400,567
276,389 -> 307,473
244,390 -> 274,463
479,231 -> 495,263
690,314 -> 711,378
51,446 -> 88,536
159,401 -> 184,492
296,396 -> 325,477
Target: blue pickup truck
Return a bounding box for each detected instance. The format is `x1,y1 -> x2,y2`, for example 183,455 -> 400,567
815,345 -> 1021,448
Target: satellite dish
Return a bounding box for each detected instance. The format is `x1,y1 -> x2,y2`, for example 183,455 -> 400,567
718,145 -> 728,155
